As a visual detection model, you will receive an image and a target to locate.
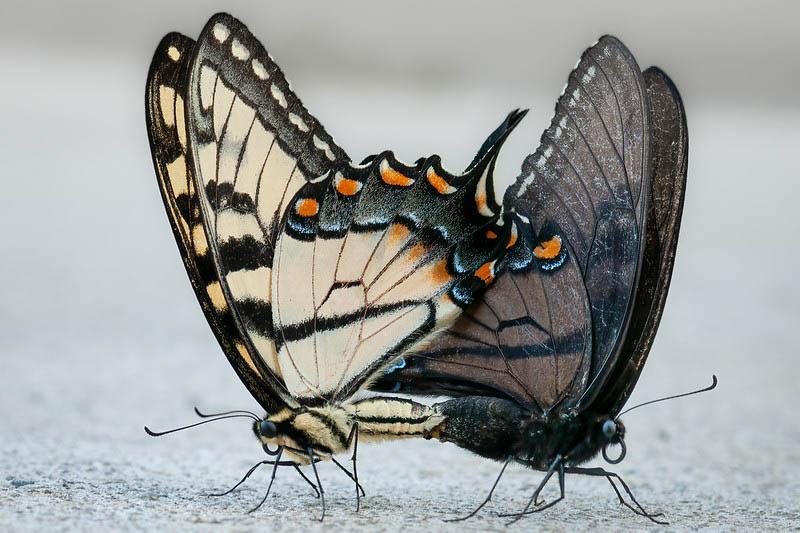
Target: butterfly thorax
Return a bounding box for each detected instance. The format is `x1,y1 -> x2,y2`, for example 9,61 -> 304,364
255,397 -> 446,465
517,411 -> 626,470
434,396 -> 624,470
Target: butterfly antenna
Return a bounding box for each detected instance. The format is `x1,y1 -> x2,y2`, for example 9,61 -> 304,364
617,375 -> 717,418
144,413 -> 258,437
194,406 -> 262,420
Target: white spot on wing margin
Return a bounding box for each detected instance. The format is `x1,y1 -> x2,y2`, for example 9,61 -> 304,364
231,38 -> 250,60
252,59 -> 269,79
313,135 -> 335,161
271,84 -> 288,108
289,113 -> 309,132
167,46 -> 180,62
213,23 -> 230,43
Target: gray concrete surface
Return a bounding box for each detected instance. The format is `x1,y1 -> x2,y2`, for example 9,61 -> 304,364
1,2 -> 799,531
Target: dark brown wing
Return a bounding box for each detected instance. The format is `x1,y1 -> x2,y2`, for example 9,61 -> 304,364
374,36 -> 653,414
590,66 -> 688,416
379,214 -> 593,412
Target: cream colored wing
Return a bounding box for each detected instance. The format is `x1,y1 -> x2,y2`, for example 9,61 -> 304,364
272,111 -> 527,402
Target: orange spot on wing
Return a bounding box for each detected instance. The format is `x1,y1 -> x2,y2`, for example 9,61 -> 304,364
534,236 -> 562,259
432,259 -> 451,285
296,198 -> 319,217
475,261 -> 495,284
427,170 -> 455,194
476,193 -> 487,212
381,167 -> 413,186
408,242 -> 427,262
506,230 -> 517,249
336,177 -> 361,196
486,230 -> 498,239
388,224 -> 410,245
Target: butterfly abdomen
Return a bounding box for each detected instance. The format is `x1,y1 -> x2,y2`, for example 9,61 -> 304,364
351,397 -> 445,442
259,398 -> 446,463
433,396 -> 526,461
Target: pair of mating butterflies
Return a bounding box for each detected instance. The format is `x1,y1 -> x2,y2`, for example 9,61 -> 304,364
146,12 -> 695,523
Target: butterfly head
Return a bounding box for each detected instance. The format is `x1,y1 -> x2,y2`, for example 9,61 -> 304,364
251,406 -> 353,465
599,416 -> 627,464
251,412 -> 305,460
252,416 -> 311,464
543,412 -> 628,467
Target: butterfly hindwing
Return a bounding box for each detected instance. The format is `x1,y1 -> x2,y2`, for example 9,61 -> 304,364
374,212 -> 594,410
272,114 -> 524,401
508,36 -> 649,393
146,32 -> 288,412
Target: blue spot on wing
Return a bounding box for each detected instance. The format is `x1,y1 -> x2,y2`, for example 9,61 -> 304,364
385,358 -> 407,374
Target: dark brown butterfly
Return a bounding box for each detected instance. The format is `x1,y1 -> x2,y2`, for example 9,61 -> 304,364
374,36 -> 703,523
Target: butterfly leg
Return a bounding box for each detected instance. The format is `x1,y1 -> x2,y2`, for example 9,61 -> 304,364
348,422 -> 362,511
248,446 -> 284,513
209,459 -> 269,497
446,455 -> 514,521
307,448 -> 326,521
330,457 -> 366,498
499,454 -> 563,524
513,458 -> 546,506
292,465 -> 321,498
565,466 -> 668,525
510,461 -> 566,519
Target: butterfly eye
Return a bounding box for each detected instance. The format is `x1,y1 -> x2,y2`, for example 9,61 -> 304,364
259,420 -> 277,439
602,419 -> 617,439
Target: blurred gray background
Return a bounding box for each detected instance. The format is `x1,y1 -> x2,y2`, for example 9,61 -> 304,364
1,1 -> 798,531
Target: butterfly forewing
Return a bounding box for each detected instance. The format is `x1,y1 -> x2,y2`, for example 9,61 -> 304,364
592,67 -> 688,416
183,14 -> 350,405
508,36 -> 649,396
146,32 -> 289,412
